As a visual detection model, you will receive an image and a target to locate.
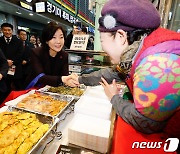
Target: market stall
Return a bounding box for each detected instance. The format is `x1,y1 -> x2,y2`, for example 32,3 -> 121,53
0,86 -> 177,154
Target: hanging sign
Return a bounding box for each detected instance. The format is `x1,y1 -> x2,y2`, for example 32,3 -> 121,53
46,1 -> 77,24
20,1 -> 33,10
35,2 -> 46,13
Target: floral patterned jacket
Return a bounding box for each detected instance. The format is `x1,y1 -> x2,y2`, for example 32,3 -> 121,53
114,28 -> 180,133
133,41 -> 180,121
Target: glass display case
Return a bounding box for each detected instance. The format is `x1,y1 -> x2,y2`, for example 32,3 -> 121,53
65,49 -> 112,75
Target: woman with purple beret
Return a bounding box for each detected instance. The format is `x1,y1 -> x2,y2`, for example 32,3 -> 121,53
68,0 -> 180,136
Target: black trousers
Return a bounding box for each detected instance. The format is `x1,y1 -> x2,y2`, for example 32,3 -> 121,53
2,76 -> 24,104
6,76 -> 23,91
0,92 -> 6,104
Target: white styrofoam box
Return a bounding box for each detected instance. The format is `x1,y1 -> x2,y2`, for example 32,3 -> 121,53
68,113 -> 111,153
83,86 -> 109,100
74,95 -> 112,120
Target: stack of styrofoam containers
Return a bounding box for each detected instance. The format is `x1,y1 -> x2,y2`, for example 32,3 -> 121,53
68,85 -> 112,153
68,113 -> 111,153
73,95 -> 112,120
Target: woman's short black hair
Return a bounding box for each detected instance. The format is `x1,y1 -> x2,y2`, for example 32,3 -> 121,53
127,28 -> 154,45
41,21 -> 66,49
110,28 -> 154,45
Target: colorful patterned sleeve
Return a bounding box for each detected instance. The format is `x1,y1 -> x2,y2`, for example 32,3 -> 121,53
133,53 -> 180,121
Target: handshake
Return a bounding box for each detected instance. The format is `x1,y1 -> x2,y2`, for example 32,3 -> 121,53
62,73 -> 80,87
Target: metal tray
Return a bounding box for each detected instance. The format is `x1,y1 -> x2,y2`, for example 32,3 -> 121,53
37,85 -> 86,100
5,90 -> 74,118
0,106 -> 59,154
38,92 -> 74,118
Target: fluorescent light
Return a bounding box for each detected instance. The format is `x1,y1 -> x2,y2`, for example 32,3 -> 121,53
16,9 -> 22,15
16,11 -> 22,14
29,13 -> 33,16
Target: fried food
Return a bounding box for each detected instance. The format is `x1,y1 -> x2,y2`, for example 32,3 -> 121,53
16,138 -> 33,154
0,148 -> 5,154
0,111 -> 49,154
17,124 -> 49,154
29,124 -> 49,144
0,123 -> 23,148
17,93 -> 68,116
4,144 -> 17,154
48,86 -> 84,96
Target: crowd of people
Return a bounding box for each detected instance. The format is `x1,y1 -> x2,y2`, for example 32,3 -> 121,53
0,23 -> 44,102
0,0 -> 179,144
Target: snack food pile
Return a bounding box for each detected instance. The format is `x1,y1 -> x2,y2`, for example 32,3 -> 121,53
48,86 -> 84,96
0,111 -> 49,154
17,93 -> 68,116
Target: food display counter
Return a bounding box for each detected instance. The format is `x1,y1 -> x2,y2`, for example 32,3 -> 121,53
1,86 -> 115,154
0,86 -> 176,154
65,49 -> 112,75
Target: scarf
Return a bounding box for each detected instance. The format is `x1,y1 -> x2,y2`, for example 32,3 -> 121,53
114,36 -> 144,80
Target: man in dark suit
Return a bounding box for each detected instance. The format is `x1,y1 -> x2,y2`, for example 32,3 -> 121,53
0,48 -> 8,103
65,24 -> 82,49
0,23 -> 24,96
17,29 -> 34,87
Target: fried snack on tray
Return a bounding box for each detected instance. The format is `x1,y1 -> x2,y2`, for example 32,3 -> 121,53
16,124 -> 49,154
0,111 -> 49,154
17,93 -> 68,116
48,86 -> 84,96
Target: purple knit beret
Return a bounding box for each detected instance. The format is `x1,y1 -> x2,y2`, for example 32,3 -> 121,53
98,0 -> 161,32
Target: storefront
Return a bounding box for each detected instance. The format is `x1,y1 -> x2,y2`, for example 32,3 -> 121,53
0,0 -> 73,36
167,0 -> 180,32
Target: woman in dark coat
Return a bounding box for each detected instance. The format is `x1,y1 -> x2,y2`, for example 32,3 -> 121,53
25,22 -> 72,88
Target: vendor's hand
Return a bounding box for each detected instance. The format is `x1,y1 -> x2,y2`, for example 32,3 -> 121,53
99,78 -> 119,100
70,73 -> 79,83
68,73 -> 80,87
62,74 -> 80,87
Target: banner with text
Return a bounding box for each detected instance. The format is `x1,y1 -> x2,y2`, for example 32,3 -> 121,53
70,35 -> 89,50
